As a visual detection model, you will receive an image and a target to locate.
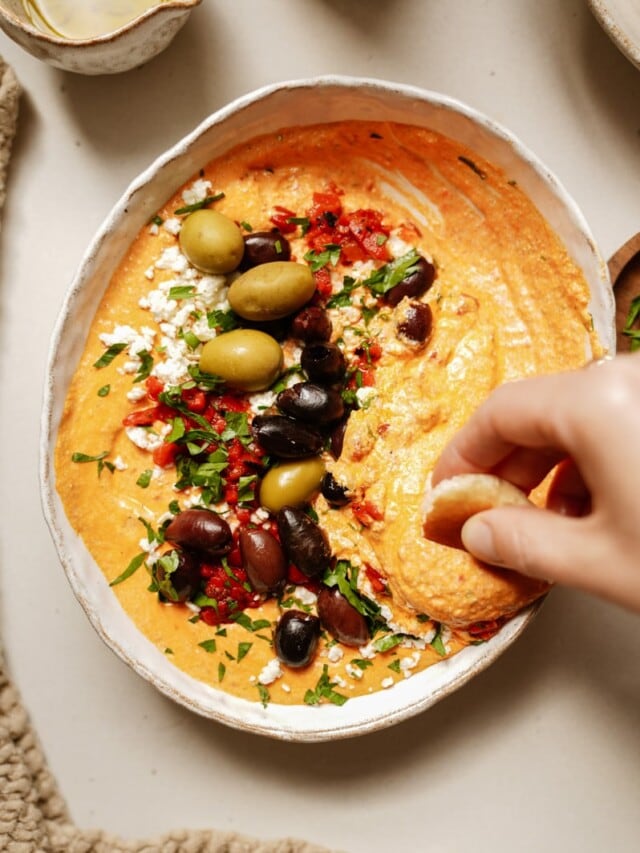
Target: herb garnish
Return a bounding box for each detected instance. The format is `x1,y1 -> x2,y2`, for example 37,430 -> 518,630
362,249 -> 421,297
287,216 -> 311,235
373,634 -> 404,653
93,342 -> 126,369
136,469 -> 152,488
110,552 -> 146,587
430,624 -> 447,657
303,665 -> 348,706
323,560 -> 386,633
304,244 -> 341,272
174,192 -> 225,215
97,385 -> 110,397
168,284 -> 196,300
198,639 -> 217,653
237,641 -> 252,662
133,350 -> 153,383
326,275 -> 359,309
207,308 -> 239,332
257,685 -> 270,707
218,662 -> 226,682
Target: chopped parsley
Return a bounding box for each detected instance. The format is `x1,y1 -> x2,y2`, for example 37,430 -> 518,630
303,665 -> 348,706
71,450 -> 109,464
304,244 -> 341,272
362,249 -> 421,297
136,469 -> 152,488
430,624 -> 447,657
388,659 -> 402,674
237,641 -> 252,662
133,350 -> 153,383
93,342 -> 126,369
110,552 -> 146,587
350,658 -> 373,671
198,639 -> 217,653
97,384 -> 110,397
373,634 -> 404,653
326,275 -> 359,309
323,560 -> 386,633
232,612 -> 272,633
207,308 -> 239,332
168,284 -> 196,300
150,214 -> 164,226
287,216 -> 311,235
218,662 -> 226,682
174,192 -> 225,215
257,685 -> 270,707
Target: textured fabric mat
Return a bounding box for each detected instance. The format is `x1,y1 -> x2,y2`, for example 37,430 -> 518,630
0,55 -> 332,853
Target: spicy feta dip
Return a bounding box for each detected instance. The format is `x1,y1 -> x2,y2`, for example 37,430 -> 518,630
54,121 -> 601,707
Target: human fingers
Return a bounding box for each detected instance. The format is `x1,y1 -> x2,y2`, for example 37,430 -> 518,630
461,506 -> 640,612
492,447 -> 566,493
545,458 -> 590,517
432,371 -> 580,485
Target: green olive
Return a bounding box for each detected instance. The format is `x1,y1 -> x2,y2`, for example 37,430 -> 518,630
228,261 -> 316,321
259,457 -> 326,513
199,329 -> 283,391
179,209 -> 244,274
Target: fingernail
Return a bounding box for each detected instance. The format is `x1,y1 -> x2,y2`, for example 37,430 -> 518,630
461,517 -> 502,565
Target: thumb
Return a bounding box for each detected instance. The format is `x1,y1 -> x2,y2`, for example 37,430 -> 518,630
460,506 -> 587,583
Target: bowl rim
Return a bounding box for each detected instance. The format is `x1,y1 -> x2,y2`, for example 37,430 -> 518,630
0,0 -> 201,46
40,75 -> 615,741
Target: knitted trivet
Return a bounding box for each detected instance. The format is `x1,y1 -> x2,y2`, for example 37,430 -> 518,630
0,56 -> 333,853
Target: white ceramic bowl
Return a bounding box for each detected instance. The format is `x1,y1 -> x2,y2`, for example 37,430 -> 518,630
0,0 -> 201,75
589,0 -> 640,70
40,77 -> 615,741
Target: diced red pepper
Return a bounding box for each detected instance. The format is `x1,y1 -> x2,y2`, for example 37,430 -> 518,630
287,564 -> 309,585
152,441 -> 179,468
269,205 -> 298,234
364,564 -> 388,594
313,267 -> 333,299
145,376 -> 164,400
122,406 -> 158,427
352,500 -> 384,527
181,387 -> 207,413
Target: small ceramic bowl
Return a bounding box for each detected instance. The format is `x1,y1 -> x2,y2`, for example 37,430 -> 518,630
0,0 -> 201,75
41,77 -> 615,741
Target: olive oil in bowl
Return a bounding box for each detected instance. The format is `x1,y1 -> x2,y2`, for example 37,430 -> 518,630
23,0 -> 168,39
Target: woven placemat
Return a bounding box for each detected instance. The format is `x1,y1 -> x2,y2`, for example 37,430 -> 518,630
0,57 -> 333,853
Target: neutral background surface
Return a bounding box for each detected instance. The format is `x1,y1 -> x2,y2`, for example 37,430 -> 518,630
1,2 -> 639,851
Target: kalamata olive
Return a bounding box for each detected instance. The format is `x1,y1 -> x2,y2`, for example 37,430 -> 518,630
395,301 -> 433,345
276,382 -> 344,425
317,586 -> 370,647
165,508 -> 232,557
384,256 -> 436,307
290,306 -> 332,342
274,609 -> 321,668
320,472 -> 350,506
239,527 -> 287,594
259,457 -> 326,513
251,415 -> 324,458
153,548 -> 200,604
300,342 -> 346,383
179,209 -> 244,274
228,261 -> 316,322
329,419 -> 347,459
276,506 -> 331,578
199,329 -> 283,391
240,230 -> 291,269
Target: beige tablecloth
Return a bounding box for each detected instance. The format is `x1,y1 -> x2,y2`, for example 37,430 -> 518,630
0,55 -> 331,853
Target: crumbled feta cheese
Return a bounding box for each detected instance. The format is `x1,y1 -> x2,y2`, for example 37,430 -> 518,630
333,675 -> 347,688
126,386 -> 147,402
400,652 -> 421,678
125,427 -> 164,451
250,507 -> 270,524
358,642 -> 377,660
294,586 -> 317,606
196,274 -> 227,303
148,223 -> 159,236
346,663 -> 364,680
386,232 -> 415,258
258,658 -> 283,686
122,360 -> 139,374
155,246 -> 189,273
163,217 -> 182,235
144,266 -> 155,281
182,178 -> 212,206
327,645 -> 344,663
356,386 -> 377,408
99,324 -> 139,348
380,604 -> 393,622
248,389 -> 277,413
112,456 -> 128,471
281,683 -> 291,693
381,677 -> 394,689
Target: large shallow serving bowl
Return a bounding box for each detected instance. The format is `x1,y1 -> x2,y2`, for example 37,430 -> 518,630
40,77 -> 615,741
0,0 -> 201,75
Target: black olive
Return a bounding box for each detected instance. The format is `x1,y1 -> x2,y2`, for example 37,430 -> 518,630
251,415 -> 324,458
276,382 -> 344,425
276,506 -> 331,578
290,306 -> 332,342
240,230 -> 291,269
317,586 -> 370,647
239,527 -> 287,594
300,342 -> 346,383
153,548 -> 200,603
384,256 -> 436,307
395,301 -> 433,345
274,610 -> 321,668
320,472 -> 350,506
329,419 -> 348,459
164,509 -> 232,557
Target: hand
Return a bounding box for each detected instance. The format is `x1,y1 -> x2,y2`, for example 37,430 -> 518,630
431,352 -> 640,613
